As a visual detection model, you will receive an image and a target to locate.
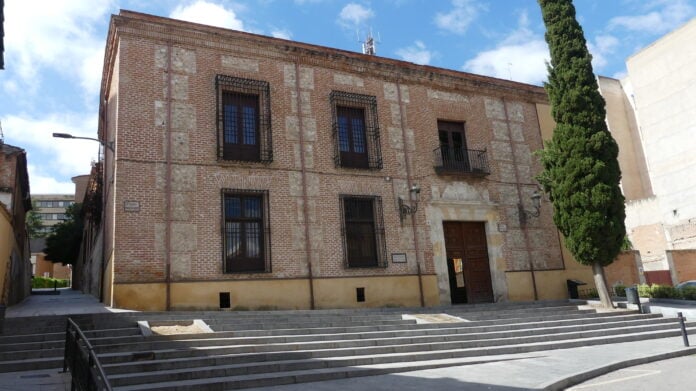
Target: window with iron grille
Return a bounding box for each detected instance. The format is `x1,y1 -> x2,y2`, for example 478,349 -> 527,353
330,91 -> 382,169
340,195 -> 387,268
222,189 -> 271,273
216,75 -> 272,163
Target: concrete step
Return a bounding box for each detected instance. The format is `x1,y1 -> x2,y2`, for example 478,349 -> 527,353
212,309 -> 636,336
96,311 -> 608,354
93,314 -> 675,358
0,327 -> 142,353
0,356 -> 64,373
0,327 -> 141,346
110,326 -> 696,390
98,317 -> 688,367
101,316 -> 680,376
88,311 -> 656,347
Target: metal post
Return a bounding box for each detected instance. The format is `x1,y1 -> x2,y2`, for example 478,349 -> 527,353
678,312 -> 690,347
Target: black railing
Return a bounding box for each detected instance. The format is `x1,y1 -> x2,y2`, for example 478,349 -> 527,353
64,318 -> 112,391
433,147 -> 489,176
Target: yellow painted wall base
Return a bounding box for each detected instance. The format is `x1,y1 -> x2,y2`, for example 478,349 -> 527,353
112,275 -> 441,311
506,266 -> 596,301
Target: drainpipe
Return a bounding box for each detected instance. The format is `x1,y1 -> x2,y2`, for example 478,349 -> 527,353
295,62 -> 315,309
99,102 -> 108,304
164,43 -> 173,311
503,97 -> 538,301
396,79 -> 425,307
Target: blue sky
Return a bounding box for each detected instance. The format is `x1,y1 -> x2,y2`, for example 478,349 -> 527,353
1,0 -> 694,194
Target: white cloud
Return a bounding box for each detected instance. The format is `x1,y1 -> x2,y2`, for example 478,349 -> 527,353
3,0 -> 112,98
338,3 -> 374,29
463,11 -> 549,85
27,166 -> 77,194
587,35 -> 619,70
2,113 -> 100,192
170,1 -> 245,30
609,0 -> 695,34
395,41 -> 434,65
271,28 -> 292,40
434,0 -> 486,35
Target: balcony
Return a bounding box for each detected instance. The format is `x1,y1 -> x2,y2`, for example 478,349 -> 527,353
433,147 -> 490,176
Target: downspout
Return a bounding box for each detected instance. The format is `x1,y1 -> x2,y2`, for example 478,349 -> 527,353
396,79 -> 425,307
503,97 -> 538,301
164,42 -> 173,311
99,98 -> 108,303
295,62 -> 315,309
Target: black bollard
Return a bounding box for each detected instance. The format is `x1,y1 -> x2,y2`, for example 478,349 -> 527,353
54,280 -> 58,291
678,312 -> 690,347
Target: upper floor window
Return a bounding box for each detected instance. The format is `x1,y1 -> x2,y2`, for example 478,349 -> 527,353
222,189 -> 271,273
340,195 -> 387,268
216,75 -> 272,163
434,120 -> 490,176
438,120 -> 470,170
330,91 -> 382,170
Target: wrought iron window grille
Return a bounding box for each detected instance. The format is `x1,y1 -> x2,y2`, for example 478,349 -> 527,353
339,195 -> 388,268
330,91 -> 383,170
216,75 -> 273,163
221,189 -> 272,273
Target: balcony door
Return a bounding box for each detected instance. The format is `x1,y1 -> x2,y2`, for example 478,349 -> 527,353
438,121 -> 470,171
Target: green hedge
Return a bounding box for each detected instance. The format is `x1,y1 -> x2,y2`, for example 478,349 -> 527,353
636,284 -> 696,301
32,276 -> 70,289
613,285 -> 626,297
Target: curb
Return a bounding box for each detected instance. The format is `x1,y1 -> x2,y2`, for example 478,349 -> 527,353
541,346 -> 696,390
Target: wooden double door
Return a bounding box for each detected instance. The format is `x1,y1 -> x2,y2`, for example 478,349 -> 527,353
443,221 -> 493,304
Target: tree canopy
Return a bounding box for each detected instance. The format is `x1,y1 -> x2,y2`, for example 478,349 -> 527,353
44,203 -> 83,265
538,0 -> 626,307
26,203 -> 45,238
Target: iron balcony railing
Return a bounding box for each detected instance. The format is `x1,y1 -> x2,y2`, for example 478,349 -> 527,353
64,318 -> 112,391
433,147 -> 490,176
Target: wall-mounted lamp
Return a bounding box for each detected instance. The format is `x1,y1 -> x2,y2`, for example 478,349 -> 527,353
52,132 -> 114,152
399,184 -> 421,223
518,189 -> 542,224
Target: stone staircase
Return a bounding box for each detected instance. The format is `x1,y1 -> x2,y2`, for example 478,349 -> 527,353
1,301 -> 694,390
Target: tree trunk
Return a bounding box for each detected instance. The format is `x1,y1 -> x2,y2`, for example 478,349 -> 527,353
592,261 -> 614,308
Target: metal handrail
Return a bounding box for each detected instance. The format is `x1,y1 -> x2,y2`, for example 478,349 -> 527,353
64,317 -> 112,391
433,146 -> 489,175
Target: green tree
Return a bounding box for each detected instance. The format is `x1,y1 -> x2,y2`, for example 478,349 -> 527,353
44,203 -> 83,265
538,0 -> 626,308
26,203 -> 45,238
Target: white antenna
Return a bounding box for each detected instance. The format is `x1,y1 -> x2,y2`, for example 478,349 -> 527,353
0,120 -> 4,143
360,28 -> 380,55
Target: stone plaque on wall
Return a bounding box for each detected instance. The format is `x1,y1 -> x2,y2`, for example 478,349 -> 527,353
392,253 -> 407,263
124,201 -> 140,212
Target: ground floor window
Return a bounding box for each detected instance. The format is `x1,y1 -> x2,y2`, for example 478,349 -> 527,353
222,189 -> 271,273
340,195 -> 387,268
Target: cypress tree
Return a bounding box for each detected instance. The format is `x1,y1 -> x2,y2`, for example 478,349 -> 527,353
537,0 -> 626,307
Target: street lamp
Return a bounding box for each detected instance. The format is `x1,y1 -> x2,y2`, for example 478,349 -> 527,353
398,184 -> 421,223
52,132 -> 114,152
519,189 -> 542,224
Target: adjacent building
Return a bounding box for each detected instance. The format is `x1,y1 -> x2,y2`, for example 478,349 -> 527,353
599,17 -> 696,280
31,194 -> 75,235
30,238 -> 71,280
0,141 -> 31,306
89,10 -> 605,311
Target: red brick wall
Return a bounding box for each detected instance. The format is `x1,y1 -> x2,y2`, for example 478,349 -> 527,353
670,249 -> 696,282
604,251 -> 641,287
103,12 -> 560,289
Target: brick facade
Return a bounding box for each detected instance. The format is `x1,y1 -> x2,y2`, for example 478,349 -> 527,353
98,11 -> 565,309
